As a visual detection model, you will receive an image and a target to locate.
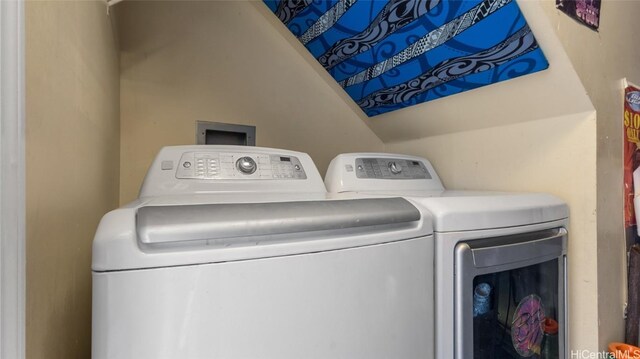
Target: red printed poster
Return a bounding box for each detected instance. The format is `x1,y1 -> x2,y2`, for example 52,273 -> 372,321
624,82 -> 640,247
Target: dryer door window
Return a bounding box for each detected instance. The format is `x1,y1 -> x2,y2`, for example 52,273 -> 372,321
454,229 -> 567,359
472,260 -> 560,358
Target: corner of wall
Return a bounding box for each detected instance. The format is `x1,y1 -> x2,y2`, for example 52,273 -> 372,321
25,1 -> 121,357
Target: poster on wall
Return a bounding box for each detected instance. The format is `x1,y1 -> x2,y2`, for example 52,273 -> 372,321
264,0 -> 550,116
624,80 -> 640,249
556,0 -> 601,31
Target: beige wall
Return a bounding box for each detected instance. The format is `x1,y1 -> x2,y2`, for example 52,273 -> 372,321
386,111 -> 598,352
25,1 -> 120,358
541,0 -> 640,348
117,1 -> 384,204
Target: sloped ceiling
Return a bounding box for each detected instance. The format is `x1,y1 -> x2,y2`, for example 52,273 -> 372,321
264,0 -> 549,117
257,0 -> 593,142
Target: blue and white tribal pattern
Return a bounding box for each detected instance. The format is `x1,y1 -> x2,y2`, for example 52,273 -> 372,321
264,0 -> 548,116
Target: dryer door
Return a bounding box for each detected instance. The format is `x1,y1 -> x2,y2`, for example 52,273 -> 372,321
454,228 -> 567,359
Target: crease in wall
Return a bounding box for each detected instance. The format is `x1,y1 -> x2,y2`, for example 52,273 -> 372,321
541,0 -> 640,349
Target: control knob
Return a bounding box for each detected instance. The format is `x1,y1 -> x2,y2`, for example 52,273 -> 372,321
388,161 -> 402,175
236,156 -> 257,174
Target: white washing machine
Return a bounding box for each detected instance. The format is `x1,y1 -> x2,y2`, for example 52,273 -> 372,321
92,146 -> 435,359
325,153 -> 569,359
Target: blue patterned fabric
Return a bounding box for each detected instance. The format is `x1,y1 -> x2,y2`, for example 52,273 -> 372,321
265,0 -> 549,116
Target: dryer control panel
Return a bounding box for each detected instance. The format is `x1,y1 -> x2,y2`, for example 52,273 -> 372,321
176,152 -> 307,180
324,153 -> 445,193
355,158 -> 431,180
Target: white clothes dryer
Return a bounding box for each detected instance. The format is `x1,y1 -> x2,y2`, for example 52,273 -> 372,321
92,146 -> 435,359
325,153 -> 569,359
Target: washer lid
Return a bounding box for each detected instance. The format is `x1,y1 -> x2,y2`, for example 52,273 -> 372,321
92,195 -> 432,271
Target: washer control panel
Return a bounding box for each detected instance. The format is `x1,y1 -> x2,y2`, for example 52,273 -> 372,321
176,152 -> 307,180
355,158 -> 431,180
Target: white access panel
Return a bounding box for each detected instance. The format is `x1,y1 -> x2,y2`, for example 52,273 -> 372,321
92,237 -> 433,359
